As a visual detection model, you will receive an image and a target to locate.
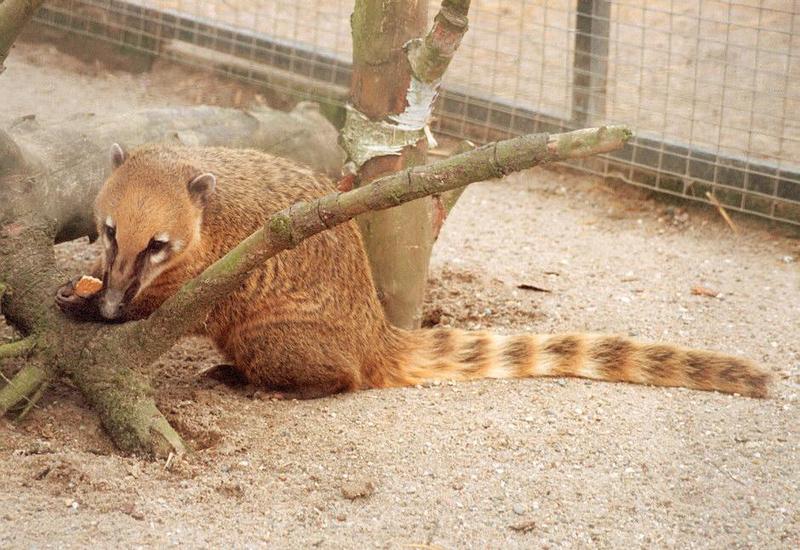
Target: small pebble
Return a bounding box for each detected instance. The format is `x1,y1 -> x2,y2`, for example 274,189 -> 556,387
341,479 -> 375,500
513,503 -> 526,515
509,520 -> 537,533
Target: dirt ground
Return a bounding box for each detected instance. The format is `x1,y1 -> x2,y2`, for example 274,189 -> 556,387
1,42 -> 800,549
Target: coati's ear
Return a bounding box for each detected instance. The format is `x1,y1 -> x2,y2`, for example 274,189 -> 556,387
187,173 -> 217,207
110,143 -> 126,170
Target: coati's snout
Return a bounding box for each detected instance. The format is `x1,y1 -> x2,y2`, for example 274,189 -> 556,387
94,142 -> 217,319
96,214 -> 149,320
99,288 -> 126,320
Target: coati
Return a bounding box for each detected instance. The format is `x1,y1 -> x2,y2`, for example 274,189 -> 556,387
56,144 -> 773,399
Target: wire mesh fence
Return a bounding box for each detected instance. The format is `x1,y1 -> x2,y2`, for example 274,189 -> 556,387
32,0 -> 800,226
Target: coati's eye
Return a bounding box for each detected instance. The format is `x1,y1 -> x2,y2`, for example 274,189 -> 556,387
147,234 -> 171,264
103,216 -> 116,242
147,238 -> 168,253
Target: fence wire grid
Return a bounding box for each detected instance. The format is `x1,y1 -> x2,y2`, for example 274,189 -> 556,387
32,0 -> 800,226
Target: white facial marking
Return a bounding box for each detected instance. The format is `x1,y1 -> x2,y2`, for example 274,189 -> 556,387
150,250 -> 168,264
154,232 -> 170,243
172,239 -> 185,253
105,216 -> 115,228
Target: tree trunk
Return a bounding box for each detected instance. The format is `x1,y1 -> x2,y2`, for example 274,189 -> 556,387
348,0 -> 432,329
345,0 -> 473,329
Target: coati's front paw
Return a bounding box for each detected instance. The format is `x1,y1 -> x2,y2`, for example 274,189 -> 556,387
56,276 -> 103,320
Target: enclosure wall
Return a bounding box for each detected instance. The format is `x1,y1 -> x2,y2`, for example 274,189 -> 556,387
31,0 -> 800,225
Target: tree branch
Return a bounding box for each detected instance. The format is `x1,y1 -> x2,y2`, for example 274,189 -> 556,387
0,0 -> 44,74
0,362 -> 46,415
14,375 -> 46,420
0,336 -> 35,359
63,352 -> 188,456
407,0 -> 471,83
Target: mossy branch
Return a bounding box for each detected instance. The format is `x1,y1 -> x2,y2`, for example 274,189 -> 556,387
0,362 -> 46,416
15,378 -> 47,421
407,0 -> 471,83
437,139 -> 476,215
0,336 -> 35,360
66,356 -> 187,457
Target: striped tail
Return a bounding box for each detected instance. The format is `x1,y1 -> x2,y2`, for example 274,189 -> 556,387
380,328 -> 772,398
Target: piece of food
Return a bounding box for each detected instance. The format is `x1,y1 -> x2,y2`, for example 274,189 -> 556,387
74,275 -> 103,298
691,285 -> 719,298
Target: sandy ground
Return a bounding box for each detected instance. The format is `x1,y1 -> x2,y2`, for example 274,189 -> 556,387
1,42 -> 800,549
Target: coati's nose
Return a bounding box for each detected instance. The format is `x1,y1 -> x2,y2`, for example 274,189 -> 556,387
99,289 -> 124,320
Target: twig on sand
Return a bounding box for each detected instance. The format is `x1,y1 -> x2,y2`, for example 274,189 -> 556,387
705,192 -> 739,234
708,459 -> 745,485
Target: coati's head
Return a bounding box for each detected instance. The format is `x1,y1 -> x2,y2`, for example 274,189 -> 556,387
93,143 -> 216,320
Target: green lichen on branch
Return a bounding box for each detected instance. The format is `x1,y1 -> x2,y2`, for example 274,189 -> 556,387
0,336 -> 35,360
15,379 -> 46,421
268,213 -> 295,247
549,125 -> 633,159
407,0 -> 471,83
0,362 -> 46,416
65,347 -> 186,457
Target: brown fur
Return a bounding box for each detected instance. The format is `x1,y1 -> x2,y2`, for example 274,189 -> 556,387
85,144 -> 773,399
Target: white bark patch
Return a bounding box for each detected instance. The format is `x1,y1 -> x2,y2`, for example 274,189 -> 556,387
340,77 -> 438,167
389,76 -> 439,135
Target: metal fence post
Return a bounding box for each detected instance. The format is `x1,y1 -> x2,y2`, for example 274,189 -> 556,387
572,0 -> 610,126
